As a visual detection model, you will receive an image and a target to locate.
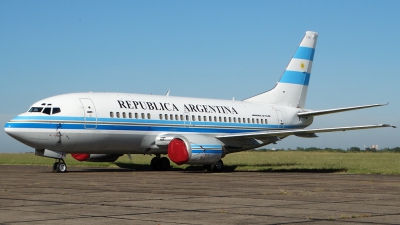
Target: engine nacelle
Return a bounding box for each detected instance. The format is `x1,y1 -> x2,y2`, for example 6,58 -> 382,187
71,154 -> 122,162
167,135 -> 225,165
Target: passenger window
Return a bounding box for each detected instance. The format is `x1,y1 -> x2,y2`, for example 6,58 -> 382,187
135,113 -> 138,119
209,116 -> 212,122
29,107 -> 43,113
198,116 -> 201,121
256,118 -> 259,124
252,118 -> 254,123
116,112 -> 120,118
186,115 -> 189,121
52,108 -> 61,114
129,113 -> 132,118
219,117 -> 222,122
224,117 -> 227,122
247,118 -> 250,123
159,114 -> 163,119
175,115 -> 178,120
165,114 -> 168,120
233,118 -> 236,123
192,115 -> 196,121
228,117 -> 231,122
141,113 -> 145,119
122,112 -> 126,118
170,114 -> 173,120
147,113 -> 151,119
180,115 -> 183,120
214,116 -> 217,122
238,118 -> 241,123
110,112 -> 114,118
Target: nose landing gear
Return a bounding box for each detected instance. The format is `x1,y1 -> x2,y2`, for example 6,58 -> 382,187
53,159 -> 67,173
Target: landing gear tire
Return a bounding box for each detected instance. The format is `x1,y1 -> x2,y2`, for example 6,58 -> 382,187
57,162 -> 67,173
211,160 -> 224,172
160,157 -> 170,171
53,159 -> 67,173
203,160 -> 224,172
52,162 -> 59,172
151,157 -> 161,170
151,157 -> 170,171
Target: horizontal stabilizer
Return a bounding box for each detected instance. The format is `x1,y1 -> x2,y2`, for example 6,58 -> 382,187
216,124 -> 396,140
297,103 -> 388,117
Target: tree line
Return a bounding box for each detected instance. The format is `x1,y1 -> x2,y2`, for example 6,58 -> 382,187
256,147 -> 400,152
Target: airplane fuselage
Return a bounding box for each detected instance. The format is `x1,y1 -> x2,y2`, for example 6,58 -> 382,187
5,92 -> 313,154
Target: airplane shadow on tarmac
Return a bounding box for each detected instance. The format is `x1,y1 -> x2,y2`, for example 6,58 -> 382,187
107,163 -> 347,173
54,162 -> 346,173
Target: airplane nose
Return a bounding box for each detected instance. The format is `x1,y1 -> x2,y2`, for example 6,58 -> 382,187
4,121 -> 31,145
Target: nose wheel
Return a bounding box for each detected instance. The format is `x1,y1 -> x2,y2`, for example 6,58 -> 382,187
53,159 -> 67,173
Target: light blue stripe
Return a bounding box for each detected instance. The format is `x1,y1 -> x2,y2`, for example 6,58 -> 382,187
192,150 -> 222,154
279,71 -> 310,85
10,115 -> 291,129
191,144 -> 222,148
293,47 -> 315,61
5,121 -> 305,133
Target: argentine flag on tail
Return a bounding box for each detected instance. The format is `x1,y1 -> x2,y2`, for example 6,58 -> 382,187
244,31 -> 318,108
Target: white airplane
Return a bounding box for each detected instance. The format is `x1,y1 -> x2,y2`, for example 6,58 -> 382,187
4,31 -> 396,173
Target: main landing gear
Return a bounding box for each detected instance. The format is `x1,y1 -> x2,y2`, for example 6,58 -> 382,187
203,160 -> 224,172
150,155 -> 170,171
52,159 -> 67,173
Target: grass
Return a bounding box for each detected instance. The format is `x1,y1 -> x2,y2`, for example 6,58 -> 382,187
0,151 -> 399,174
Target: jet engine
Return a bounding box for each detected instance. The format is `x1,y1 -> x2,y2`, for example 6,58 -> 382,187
167,135 -> 225,165
71,153 -> 122,162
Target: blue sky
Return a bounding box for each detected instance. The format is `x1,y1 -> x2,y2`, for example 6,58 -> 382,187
1,0 -> 399,152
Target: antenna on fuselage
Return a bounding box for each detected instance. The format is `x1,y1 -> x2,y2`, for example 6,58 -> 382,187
166,89 -> 170,96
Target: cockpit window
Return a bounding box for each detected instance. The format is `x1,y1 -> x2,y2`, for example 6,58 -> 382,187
43,108 -> 51,115
28,107 -> 43,113
52,108 -> 61,114
28,107 -> 61,115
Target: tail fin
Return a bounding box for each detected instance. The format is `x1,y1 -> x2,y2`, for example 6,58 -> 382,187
244,31 -> 318,108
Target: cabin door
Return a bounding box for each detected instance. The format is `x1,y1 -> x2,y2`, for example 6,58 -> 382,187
80,98 -> 97,129
275,110 -> 284,129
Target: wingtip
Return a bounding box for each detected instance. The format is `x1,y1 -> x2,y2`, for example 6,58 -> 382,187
381,124 -> 396,128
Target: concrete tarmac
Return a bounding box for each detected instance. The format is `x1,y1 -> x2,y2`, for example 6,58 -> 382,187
0,165 -> 399,225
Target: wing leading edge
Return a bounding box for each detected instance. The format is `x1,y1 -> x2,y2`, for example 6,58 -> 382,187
297,103 -> 388,117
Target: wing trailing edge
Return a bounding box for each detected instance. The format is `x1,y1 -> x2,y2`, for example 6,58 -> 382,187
216,124 -> 396,140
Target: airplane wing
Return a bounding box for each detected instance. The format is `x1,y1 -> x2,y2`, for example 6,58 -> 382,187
297,103 -> 388,117
215,124 -> 396,140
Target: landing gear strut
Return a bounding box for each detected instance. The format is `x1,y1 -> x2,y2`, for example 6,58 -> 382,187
151,155 -> 170,171
53,159 -> 67,173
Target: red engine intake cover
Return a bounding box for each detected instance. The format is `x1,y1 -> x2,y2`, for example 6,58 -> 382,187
71,153 -> 90,161
168,139 -> 189,165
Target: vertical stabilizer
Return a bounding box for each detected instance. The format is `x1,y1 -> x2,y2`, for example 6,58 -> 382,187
244,31 -> 318,108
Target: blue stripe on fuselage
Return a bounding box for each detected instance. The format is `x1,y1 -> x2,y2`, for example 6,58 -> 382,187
5,120 -> 305,133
